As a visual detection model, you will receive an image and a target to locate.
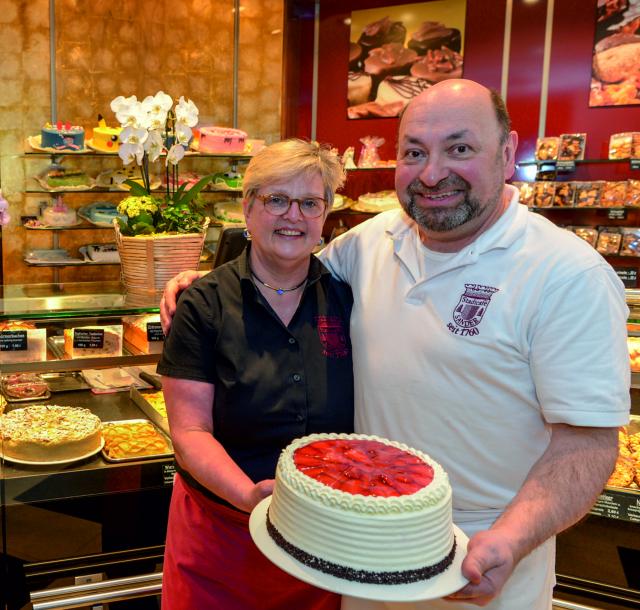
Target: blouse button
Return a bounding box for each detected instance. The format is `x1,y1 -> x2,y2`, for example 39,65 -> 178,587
292,374 -> 302,382
288,337 -> 296,344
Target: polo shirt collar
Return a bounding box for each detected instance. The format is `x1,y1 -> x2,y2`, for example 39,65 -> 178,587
384,184 -> 527,278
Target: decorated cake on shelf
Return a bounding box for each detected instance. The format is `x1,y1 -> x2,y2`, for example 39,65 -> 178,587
266,433 -> 456,584
40,121 -> 85,151
89,116 -> 122,153
39,165 -> 92,190
198,126 -> 247,154
78,202 -> 125,227
63,325 -> 123,359
40,197 -> 78,227
0,405 -> 102,462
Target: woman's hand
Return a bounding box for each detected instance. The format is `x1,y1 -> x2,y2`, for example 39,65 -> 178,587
240,479 -> 275,513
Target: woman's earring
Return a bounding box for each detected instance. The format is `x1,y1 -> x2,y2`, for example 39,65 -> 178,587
317,237 -> 325,247
243,229 -> 252,240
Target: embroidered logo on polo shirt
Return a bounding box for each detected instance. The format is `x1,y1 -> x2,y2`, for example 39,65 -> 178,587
316,316 -> 349,358
447,283 -> 499,336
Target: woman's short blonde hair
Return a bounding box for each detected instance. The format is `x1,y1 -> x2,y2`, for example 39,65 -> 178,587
242,139 -> 345,206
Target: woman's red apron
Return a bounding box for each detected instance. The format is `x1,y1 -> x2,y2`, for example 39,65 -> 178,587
162,473 -> 341,610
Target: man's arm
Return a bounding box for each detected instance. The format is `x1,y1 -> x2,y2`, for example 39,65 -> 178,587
448,423 -> 618,605
160,270 -> 207,334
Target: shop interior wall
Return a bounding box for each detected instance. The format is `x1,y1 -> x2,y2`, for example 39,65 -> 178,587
0,0 -> 283,285
285,0 -> 639,178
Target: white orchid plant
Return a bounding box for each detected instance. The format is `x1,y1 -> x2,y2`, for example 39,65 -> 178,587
110,91 -> 211,235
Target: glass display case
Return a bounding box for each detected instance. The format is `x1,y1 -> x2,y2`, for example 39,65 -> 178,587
0,282 -> 170,610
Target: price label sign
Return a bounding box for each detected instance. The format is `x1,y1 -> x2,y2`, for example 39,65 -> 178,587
614,267 -> 638,288
590,490 -> 640,523
73,328 -> 105,349
556,160 -> 576,173
0,330 -> 28,351
163,463 -> 176,486
608,209 -> 627,220
146,322 -> 165,342
631,159 -> 640,170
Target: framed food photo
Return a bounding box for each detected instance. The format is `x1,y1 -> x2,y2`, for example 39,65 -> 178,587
347,0 -> 467,120
589,0 -> 640,107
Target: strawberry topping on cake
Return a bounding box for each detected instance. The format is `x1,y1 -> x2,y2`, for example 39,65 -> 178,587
293,438 -> 434,496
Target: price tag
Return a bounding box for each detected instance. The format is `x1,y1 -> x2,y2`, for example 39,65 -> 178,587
73,328 -> 105,349
614,267 -> 637,288
146,322 -> 165,342
163,463 -> 176,486
608,209 -> 627,220
556,160 -> 576,172
631,159 -> 640,170
0,330 -> 28,351
590,490 -> 640,523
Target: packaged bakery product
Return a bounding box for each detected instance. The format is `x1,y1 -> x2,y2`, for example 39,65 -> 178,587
574,181 -> 603,207
553,182 -> 576,207
558,133 -> 586,161
596,228 -> 622,255
620,228 -> 640,257
535,137 -> 559,161
573,226 -> 598,247
0,320 -> 47,364
601,181 -> 627,208
515,182 -> 534,207
627,180 -> 640,207
123,315 -> 164,354
63,325 -> 123,359
609,132 -> 634,159
533,181 -> 555,208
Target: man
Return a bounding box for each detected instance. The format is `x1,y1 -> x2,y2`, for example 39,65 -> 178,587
161,80 -> 629,609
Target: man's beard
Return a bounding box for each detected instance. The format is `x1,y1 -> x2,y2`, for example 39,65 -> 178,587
403,176 -> 482,233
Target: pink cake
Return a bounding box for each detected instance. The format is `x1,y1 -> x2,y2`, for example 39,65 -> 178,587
40,198 -> 77,227
198,127 -> 247,154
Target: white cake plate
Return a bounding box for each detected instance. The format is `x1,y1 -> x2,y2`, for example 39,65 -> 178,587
249,496 -> 469,602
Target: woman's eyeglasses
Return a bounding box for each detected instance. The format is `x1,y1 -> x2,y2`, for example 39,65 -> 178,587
256,193 -> 327,219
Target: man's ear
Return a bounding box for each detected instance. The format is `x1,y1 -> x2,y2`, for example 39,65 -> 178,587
503,131 -> 518,180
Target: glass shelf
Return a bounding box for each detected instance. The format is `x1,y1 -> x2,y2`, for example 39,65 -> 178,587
22,150 -> 253,161
517,158 -> 638,167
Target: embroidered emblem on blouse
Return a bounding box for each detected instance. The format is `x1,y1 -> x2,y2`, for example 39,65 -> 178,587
316,316 -> 349,358
448,283 -> 499,336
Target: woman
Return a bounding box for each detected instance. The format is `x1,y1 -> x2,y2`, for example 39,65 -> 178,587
158,139 -> 354,610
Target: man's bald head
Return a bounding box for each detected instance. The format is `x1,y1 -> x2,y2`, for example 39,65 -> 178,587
400,79 -> 511,144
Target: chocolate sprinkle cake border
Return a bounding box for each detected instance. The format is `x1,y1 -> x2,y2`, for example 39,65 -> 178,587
266,509 -> 457,585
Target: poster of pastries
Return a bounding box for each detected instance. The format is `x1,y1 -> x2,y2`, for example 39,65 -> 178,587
589,0 -> 640,107
348,0 -> 466,119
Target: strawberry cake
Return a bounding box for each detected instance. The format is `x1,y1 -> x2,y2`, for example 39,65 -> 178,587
266,433 -> 455,584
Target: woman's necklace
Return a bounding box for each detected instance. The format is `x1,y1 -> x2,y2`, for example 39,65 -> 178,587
251,269 -> 307,295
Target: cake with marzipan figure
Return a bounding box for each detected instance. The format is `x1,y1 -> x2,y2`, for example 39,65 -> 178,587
267,433 -> 456,584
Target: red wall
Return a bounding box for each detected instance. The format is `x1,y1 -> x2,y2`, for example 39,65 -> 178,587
285,0 -> 640,170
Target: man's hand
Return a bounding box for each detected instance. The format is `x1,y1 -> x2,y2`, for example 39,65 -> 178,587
160,270 -> 206,334
445,529 -> 516,606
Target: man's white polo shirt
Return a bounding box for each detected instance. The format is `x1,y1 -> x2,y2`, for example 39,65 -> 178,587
320,185 -> 630,526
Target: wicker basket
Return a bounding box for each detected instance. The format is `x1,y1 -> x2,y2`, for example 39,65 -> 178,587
113,218 -> 209,299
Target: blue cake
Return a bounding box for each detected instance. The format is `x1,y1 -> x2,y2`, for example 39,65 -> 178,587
41,122 -> 85,151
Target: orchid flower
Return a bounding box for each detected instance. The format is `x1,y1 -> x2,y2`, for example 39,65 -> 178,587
166,143 -> 186,166
144,129 -> 164,163
116,100 -> 148,129
175,96 -> 199,127
120,126 -> 149,146
174,123 -> 192,146
119,142 -> 145,166
110,95 -> 138,114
